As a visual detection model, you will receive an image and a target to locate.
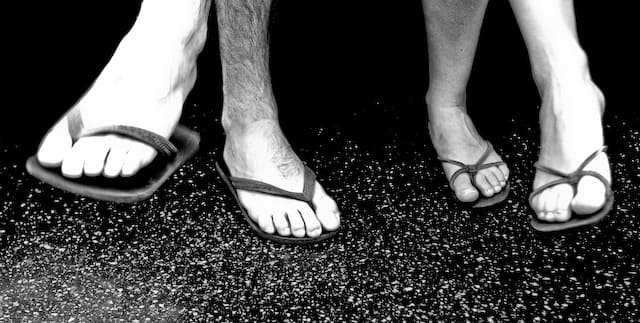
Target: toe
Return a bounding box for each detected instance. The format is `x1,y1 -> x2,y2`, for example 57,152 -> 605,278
298,203 -> 322,238
257,212 -> 276,235
530,189 -> 547,221
474,173 -> 495,197
482,169 -> 502,193
498,164 -> 510,181
488,166 -> 507,187
538,189 -> 556,222
60,139 -> 90,178
554,184 -> 574,222
452,174 -> 480,202
571,176 -> 607,215
286,209 -> 306,238
81,137 -> 111,177
312,183 -> 341,231
272,212 -> 291,236
37,118 -> 72,168
103,142 -> 129,178
121,141 -> 156,177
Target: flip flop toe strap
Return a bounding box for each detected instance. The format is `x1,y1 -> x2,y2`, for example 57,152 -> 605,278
66,110 -> 178,159
439,142 -> 505,189
528,146 -> 612,216
229,166 -> 317,204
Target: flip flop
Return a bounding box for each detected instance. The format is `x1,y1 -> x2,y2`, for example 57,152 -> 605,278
528,145 -> 614,232
215,159 -> 340,244
25,109 -> 200,203
438,142 -> 510,208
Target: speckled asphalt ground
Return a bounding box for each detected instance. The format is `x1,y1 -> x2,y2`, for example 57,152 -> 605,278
1,101 -> 639,321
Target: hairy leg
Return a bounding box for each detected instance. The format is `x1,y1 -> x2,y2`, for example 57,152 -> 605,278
509,0 -> 609,222
423,0 -> 509,202
38,0 -> 210,178
215,0 -> 340,238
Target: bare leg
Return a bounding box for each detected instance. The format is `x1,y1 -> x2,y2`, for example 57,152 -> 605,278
215,0 -> 340,238
509,0 -> 610,222
423,0 -> 510,202
38,0 -> 210,178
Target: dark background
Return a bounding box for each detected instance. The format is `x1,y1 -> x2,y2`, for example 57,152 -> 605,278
4,0 -> 637,144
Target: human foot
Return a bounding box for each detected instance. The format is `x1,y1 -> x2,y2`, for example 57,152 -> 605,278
428,106 -> 510,203
530,75 -> 611,223
222,120 -> 341,239
36,1 -> 208,178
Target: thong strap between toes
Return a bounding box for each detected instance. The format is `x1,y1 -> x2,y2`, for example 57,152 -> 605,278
66,109 -> 178,159
528,145 -> 612,206
228,166 -> 316,205
438,142 -> 506,189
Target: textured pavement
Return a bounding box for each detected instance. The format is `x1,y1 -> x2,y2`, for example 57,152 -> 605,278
1,101 -> 639,321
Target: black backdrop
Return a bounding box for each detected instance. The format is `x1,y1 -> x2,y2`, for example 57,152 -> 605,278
4,1 -> 636,144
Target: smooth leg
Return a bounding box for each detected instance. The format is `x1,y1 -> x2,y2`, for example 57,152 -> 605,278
215,0 -> 340,238
509,0 -> 610,222
38,0 -> 210,178
423,0 -> 510,202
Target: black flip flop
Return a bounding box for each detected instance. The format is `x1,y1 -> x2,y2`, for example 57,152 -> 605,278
215,159 -> 340,244
25,110 -> 200,203
529,146 -> 614,232
438,142 -> 510,208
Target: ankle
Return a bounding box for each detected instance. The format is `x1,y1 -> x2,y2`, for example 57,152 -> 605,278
222,112 -> 280,138
426,89 -> 467,111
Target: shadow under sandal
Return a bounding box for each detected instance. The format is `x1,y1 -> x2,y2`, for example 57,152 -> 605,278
528,145 -> 614,232
438,142 -> 510,208
25,110 -> 200,203
215,159 -> 340,244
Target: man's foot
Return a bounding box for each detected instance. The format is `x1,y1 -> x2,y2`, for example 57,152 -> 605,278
428,106 -> 510,203
36,2 -> 207,178
530,75 -> 610,222
223,120 -> 341,238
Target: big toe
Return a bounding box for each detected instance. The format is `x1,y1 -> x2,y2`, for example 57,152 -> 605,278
37,118 -> 72,167
312,183 -> 341,232
452,175 -> 480,202
571,176 -> 607,215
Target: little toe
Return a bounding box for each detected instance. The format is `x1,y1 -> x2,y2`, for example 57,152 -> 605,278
121,141 -> 156,177
488,166 -> 507,187
571,176 -> 607,215
60,139 -> 91,178
452,174 -> 480,202
483,170 -> 502,193
312,183 -> 341,231
272,212 -> 291,236
297,203 -> 322,238
474,173 -> 495,197
286,209 -> 306,238
531,189 -> 552,221
553,184 -> 574,222
498,164 -> 510,181
82,137 -> 111,176
37,119 -> 72,168
257,212 -> 276,235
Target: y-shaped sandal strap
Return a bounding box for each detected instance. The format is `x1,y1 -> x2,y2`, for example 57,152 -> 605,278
438,142 -> 506,190
528,145 -> 612,206
66,109 -> 178,159
228,166 -> 317,205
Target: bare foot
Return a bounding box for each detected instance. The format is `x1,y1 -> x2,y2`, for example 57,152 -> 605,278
223,119 -> 341,238
530,74 -> 610,222
428,106 -> 510,203
37,1 -> 208,178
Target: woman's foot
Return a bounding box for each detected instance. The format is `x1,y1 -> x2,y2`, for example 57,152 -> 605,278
223,119 -> 341,238
530,73 -> 610,222
428,105 -> 510,203
36,0 -> 208,178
